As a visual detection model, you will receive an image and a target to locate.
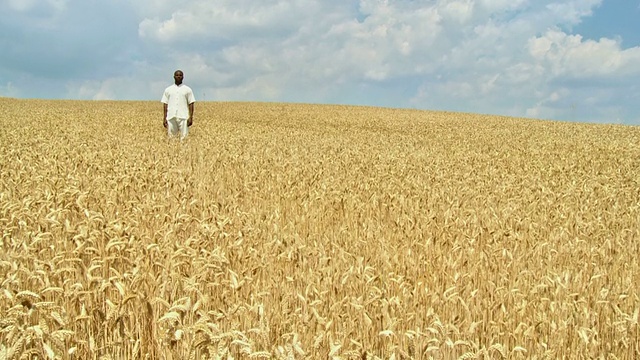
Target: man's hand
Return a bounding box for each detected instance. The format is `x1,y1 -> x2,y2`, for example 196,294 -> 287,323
163,119 -> 168,128
188,117 -> 193,127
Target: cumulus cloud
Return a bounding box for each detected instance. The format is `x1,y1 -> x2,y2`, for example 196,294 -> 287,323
132,0 -> 639,123
2,0 -> 639,123
529,30 -> 640,78
544,0 -> 602,25
138,1 -> 328,42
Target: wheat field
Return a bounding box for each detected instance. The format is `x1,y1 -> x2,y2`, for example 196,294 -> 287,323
1,97 -> 639,359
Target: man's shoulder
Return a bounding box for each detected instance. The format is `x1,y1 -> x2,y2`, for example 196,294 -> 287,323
181,85 -> 195,98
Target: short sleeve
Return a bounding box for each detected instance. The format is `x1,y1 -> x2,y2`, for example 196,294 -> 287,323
161,89 -> 169,104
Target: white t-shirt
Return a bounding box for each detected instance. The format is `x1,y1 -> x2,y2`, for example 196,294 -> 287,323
161,84 -> 195,120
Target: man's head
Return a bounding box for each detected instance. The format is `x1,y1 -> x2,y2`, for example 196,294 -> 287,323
173,70 -> 184,85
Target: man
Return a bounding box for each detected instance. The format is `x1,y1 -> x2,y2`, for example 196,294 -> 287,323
161,70 -> 195,139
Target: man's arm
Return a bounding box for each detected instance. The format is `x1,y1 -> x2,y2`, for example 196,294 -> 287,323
163,103 -> 168,127
188,102 -> 194,127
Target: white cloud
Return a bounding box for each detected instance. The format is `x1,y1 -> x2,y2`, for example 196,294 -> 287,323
528,29 -> 640,78
477,0 -> 528,13
129,0 -> 639,122
2,0 -> 638,123
545,0 -> 602,25
5,0 -> 38,12
0,82 -> 19,98
440,0 -> 475,23
4,0 -> 69,14
139,1 -> 324,42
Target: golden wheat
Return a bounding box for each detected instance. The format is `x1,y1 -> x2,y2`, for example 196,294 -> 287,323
1,97 -> 639,359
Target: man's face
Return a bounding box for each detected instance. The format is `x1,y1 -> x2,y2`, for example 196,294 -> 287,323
174,71 -> 184,85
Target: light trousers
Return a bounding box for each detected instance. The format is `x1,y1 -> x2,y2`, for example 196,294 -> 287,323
167,117 -> 189,139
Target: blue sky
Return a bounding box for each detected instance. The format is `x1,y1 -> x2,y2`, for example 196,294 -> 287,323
1,0 -> 639,124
